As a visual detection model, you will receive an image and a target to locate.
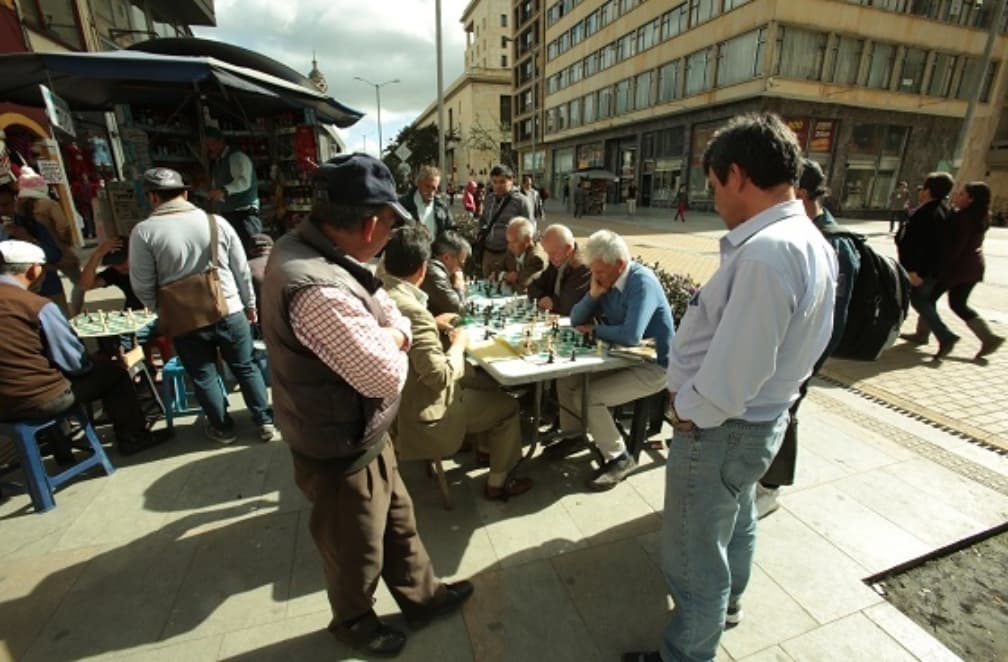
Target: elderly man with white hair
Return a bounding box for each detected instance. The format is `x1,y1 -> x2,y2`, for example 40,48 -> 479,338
527,223 -> 591,316
556,229 -> 675,490
399,165 -> 455,240
501,216 -> 547,295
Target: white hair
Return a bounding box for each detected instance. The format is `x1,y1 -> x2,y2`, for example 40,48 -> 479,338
507,216 -> 534,241
584,230 -> 630,265
542,224 -> 574,247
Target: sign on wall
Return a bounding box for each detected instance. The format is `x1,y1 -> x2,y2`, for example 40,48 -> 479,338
40,85 -> 75,138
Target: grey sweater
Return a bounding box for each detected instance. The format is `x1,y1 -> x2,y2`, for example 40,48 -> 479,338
128,198 -> 255,315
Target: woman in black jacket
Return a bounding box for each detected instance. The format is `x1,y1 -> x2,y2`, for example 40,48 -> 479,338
932,181 -> 1004,360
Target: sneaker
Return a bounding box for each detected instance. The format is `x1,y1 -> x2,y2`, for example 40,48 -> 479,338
587,453 -> 637,491
756,484 -> 780,519
725,601 -> 743,629
205,424 -> 237,445
257,423 -> 277,442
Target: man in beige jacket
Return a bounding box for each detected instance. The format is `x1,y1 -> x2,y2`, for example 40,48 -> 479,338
381,225 -> 533,500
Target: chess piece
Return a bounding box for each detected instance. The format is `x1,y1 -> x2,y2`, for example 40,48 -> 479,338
596,340 -> 604,357
484,328 -> 491,340
547,349 -> 555,364
570,347 -> 577,362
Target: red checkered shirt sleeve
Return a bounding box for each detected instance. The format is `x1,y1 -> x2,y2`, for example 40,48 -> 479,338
289,285 -> 410,399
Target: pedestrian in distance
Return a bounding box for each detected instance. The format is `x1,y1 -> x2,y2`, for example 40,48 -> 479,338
674,185 -> 688,223
626,181 -> 638,216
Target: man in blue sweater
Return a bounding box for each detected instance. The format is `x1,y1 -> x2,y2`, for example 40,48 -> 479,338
558,229 -> 674,491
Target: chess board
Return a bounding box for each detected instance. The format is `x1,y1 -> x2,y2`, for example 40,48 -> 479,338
70,309 -> 158,338
462,296 -> 599,365
467,279 -> 513,298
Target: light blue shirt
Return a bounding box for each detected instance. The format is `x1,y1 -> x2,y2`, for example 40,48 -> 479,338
667,200 -> 837,428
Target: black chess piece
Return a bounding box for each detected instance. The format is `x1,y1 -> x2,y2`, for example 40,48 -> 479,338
485,328 -> 491,340
582,332 -> 591,348
547,349 -> 555,364
570,347 -> 577,362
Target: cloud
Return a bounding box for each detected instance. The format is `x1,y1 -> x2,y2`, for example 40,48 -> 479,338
194,0 -> 472,156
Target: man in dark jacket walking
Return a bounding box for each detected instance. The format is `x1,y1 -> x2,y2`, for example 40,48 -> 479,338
896,171 -> 955,356
398,165 -> 454,241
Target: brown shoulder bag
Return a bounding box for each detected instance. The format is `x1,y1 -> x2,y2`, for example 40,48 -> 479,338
156,212 -> 229,337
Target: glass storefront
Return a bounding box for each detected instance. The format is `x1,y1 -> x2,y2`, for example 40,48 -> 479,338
842,123 -> 909,210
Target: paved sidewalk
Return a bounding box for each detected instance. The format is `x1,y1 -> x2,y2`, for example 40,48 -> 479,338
536,201 -> 1008,452
3,378 -> 1006,661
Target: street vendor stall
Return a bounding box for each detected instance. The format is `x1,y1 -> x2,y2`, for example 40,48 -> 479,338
0,46 -> 362,236
568,168 -> 618,215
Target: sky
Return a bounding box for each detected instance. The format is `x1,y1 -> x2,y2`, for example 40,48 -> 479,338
193,0 -> 472,157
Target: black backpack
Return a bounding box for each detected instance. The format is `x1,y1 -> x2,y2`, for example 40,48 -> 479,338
820,229 -> 911,361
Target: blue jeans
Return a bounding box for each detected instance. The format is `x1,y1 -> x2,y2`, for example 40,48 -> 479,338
172,311 -> 273,430
660,414 -> 788,662
910,277 -> 957,344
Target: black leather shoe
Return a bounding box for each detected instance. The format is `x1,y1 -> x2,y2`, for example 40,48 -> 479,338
328,612 -> 406,657
404,580 -> 475,628
117,429 -> 171,456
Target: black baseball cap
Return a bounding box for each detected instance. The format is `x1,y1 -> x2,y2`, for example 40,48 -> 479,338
798,159 -> 826,195
312,153 -> 411,223
142,168 -> 190,191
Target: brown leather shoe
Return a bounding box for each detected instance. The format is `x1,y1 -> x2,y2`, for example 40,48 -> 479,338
484,476 -> 534,500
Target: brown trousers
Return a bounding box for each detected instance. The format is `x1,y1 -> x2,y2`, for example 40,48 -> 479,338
291,439 -> 444,622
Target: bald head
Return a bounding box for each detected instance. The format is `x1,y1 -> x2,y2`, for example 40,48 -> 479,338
542,224 -> 575,267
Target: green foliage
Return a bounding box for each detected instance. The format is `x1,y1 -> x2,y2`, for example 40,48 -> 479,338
636,256 -> 700,326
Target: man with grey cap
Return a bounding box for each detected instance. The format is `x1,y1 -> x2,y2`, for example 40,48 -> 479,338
0,240 -> 165,455
205,126 -> 260,253
129,167 -> 274,445
260,153 -> 472,658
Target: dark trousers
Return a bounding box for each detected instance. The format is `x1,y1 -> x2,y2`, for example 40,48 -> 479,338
172,311 -> 272,431
930,281 -> 979,323
223,208 -> 262,256
760,350 -> 830,488
8,361 -> 147,442
291,440 -> 444,621
911,278 -> 957,344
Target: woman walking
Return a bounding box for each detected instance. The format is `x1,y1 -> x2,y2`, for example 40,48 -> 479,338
932,181 -> 1004,360
674,185 -> 688,222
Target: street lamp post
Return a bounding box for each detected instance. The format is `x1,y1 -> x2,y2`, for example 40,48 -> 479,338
354,76 -> 400,157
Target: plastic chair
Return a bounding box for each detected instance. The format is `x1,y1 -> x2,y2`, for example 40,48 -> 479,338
0,405 -> 115,513
161,356 -> 228,430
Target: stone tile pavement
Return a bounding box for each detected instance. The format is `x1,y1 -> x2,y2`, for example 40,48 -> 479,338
3,378 -> 1007,661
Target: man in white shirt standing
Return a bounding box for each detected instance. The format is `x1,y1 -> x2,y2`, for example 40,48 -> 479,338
624,114 -> 837,662
206,127 -> 261,256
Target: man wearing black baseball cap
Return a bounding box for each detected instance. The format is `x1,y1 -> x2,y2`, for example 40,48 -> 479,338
261,153 -> 472,658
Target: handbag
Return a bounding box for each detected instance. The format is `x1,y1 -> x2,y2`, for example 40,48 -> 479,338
156,212 -> 229,337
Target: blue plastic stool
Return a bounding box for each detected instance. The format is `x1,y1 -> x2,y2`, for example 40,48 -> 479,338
0,405 -> 115,513
161,356 -> 228,430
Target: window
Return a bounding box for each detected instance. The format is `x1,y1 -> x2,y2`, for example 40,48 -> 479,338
638,19 -> 659,52
908,0 -> 941,19
617,32 -> 636,61
957,58 -> 996,101
585,10 -> 600,36
601,0 -> 618,26
689,0 -> 718,27
658,60 -> 681,102
831,37 -> 864,85
635,71 -> 653,109
546,107 -> 557,134
621,0 -> 640,13
723,0 -> 751,9
601,43 -> 617,68
865,42 -> 896,88
501,13 -> 508,27
501,36 -> 508,48
502,54 -> 508,67
662,4 -> 689,40
685,48 -> 713,95
500,95 -> 512,126
570,62 -> 582,84
717,28 -> 766,87
775,27 -> 827,80
615,78 -> 633,113
927,53 -> 957,96
585,52 -> 599,76
569,98 -> 582,128
20,0 -> 85,49
598,86 -> 614,119
571,21 -> 585,46
583,92 -> 597,123
898,47 -> 927,93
